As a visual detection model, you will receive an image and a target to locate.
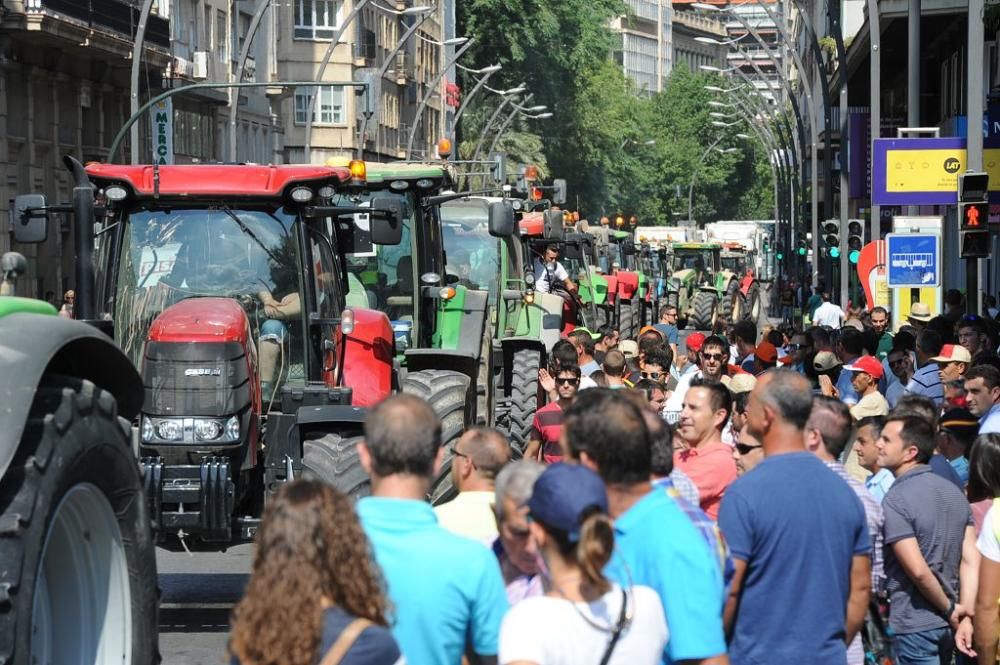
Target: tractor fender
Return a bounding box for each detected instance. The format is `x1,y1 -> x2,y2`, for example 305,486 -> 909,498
404,349 -> 480,388
499,337 -> 547,364
698,285 -> 719,294
740,274 -> 755,296
0,312 -> 143,478
340,308 -> 394,407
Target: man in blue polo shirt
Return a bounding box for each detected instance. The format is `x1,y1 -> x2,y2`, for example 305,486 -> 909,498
357,394 -> 508,665
563,389 -> 728,665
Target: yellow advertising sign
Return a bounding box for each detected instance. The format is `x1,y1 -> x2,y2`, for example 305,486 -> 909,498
885,149 -> 965,192
886,147 -> 1000,193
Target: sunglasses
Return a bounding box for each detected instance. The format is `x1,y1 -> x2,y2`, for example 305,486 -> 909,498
701,353 -> 725,361
735,442 -> 762,455
555,377 -> 579,386
641,371 -> 664,380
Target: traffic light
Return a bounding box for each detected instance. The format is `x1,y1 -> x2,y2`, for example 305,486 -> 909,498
822,219 -> 841,258
776,243 -> 784,261
961,201 -> 988,230
796,232 -> 807,256
960,201 -> 990,258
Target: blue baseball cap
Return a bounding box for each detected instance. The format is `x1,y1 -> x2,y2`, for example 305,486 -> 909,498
527,464 -> 608,542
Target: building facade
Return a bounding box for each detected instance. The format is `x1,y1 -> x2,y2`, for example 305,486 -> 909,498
671,8 -> 727,74
613,0 -> 673,94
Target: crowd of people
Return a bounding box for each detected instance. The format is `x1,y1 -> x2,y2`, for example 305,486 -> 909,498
227,292 -> 1000,665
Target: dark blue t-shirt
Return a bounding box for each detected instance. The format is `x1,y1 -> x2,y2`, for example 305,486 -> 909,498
718,452 -> 870,665
230,606 -> 401,665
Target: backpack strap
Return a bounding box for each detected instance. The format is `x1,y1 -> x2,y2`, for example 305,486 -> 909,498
318,618 -> 374,665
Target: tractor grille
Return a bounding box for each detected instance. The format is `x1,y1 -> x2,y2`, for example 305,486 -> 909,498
142,342 -> 251,417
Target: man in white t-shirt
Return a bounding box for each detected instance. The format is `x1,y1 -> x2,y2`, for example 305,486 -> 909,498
812,292 -> 845,329
434,427 -> 511,543
533,243 -> 575,295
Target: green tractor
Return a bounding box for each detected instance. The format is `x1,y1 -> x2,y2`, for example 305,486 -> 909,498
338,162 -> 514,503
665,242 -> 744,330
0,256 -> 158,663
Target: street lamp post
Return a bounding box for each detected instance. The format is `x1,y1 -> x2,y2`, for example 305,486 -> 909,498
470,88 -> 527,165
404,37 -> 475,159
356,9 -> 438,158
487,102 -> 548,157
129,0 -> 157,164
229,0 -> 274,162
450,67 -> 504,140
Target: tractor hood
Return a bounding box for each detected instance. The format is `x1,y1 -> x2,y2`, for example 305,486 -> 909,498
148,298 -> 251,345
671,268 -> 698,285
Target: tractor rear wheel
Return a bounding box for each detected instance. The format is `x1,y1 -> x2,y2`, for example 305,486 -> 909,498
506,348 -> 542,458
2,376 -> 158,665
619,301 -> 635,339
402,370 -> 471,506
691,291 -> 717,331
301,432 -> 370,499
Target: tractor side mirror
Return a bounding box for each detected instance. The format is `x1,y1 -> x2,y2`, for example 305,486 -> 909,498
371,196 -> 404,245
13,194 -> 49,244
487,201 -> 515,238
552,179 -> 567,205
542,210 -> 564,240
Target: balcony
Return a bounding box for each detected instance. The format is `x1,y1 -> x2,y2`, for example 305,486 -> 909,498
24,0 -> 170,49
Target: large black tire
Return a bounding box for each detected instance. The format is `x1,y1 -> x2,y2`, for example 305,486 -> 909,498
401,370 -> 471,506
690,291 -> 717,331
719,280 -> 745,324
506,348 -> 542,457
301,432 -> 370,499
0,376 -> 158,664
619,301 -> 635,340
746,283 -> 762,323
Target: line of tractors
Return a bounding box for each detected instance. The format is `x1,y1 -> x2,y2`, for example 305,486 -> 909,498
0,150 -> 764,662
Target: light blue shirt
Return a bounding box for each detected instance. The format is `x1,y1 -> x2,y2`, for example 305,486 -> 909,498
358,497 -> 509,665
865,468 -> 895,504
906,363 -> 944,405
605,488 -> 727,664
836,366 -> 859,406
981,403 -> 1000,434
949,456 -> 970,485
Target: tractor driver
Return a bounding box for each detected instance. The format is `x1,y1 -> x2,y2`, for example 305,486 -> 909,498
533,243 -> 576,295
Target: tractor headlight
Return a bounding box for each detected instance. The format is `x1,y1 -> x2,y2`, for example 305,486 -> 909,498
225,416 -> 240,441
194,419 -> 224,441
155,419 -> 183,441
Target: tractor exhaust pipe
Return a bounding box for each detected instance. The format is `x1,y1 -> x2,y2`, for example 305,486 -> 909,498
64,156 -> 96,322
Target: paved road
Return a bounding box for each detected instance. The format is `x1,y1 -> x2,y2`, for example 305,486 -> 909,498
158,544 -> 252,664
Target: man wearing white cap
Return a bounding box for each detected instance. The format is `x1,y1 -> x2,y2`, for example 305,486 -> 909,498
932,344 -> 972,408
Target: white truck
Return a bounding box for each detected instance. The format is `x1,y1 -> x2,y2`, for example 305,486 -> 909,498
635,226 -> 693,248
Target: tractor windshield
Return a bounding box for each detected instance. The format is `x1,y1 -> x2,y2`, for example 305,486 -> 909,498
108,206 -> 299,367
439,203 -> 500,296
672,251 -> 712,272
336,190 -> 416,321
722,255 -> 746,273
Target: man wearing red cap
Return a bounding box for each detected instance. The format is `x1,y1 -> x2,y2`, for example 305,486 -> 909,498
677,332 -> 705,380
844,356 -> 889,420
752,342 -> 778,375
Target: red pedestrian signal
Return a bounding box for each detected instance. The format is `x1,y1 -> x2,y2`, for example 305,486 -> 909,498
961,201 -> 989,230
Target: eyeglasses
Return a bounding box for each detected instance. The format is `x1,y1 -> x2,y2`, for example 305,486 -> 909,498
641,371 -> 664,380
555,377 -> 579,386
449,444 -> 470,461
735,442 -> 762,455
701,353 -> 725,361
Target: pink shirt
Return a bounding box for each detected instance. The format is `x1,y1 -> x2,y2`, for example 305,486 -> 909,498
674,440 -> 738,520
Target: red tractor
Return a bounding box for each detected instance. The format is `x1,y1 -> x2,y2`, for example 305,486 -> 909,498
13,157 -> 402,548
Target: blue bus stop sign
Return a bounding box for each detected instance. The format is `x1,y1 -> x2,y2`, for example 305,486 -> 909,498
886,233 -> 941,288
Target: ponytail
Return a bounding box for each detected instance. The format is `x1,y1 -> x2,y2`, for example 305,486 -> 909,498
575,510 -> 615,594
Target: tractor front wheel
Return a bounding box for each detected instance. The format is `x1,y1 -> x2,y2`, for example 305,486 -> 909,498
690,291 -> 717,331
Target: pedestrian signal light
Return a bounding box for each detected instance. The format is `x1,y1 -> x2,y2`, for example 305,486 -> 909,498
849,249 -> 860,264
776,251 -> 784,260
961,230 -> 990,258
797,247 -> 807,256
829,246 -> 841,259
961,202 -> 989,230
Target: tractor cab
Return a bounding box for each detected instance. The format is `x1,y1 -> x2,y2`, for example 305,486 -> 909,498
13,160 -> 402,548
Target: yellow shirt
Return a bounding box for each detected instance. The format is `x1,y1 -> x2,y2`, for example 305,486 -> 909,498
433,491 -> 498,544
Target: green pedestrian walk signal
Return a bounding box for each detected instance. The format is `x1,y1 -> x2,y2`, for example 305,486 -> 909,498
829,247 -> 841,259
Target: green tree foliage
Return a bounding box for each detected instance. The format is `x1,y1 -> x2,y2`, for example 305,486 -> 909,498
456,2 -> 775,223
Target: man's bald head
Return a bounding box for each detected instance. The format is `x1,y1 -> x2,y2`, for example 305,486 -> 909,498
755,369 -> 813,430
364,394 -> 442,478
457,427 -> 511,481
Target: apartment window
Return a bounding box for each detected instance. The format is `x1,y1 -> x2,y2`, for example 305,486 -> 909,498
294,87 -> 346,125
216,10 -> 227,61
295,0 -> 341,39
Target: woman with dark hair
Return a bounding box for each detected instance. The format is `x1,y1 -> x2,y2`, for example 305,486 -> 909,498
229,480 -> 401,665
498,464 -> 666,665
970,434 -> 1000,662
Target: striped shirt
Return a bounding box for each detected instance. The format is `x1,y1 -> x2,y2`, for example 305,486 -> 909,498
905,363 -> 944,405
530,402 -> 565,463
654,477 -> 735,594
825,461 -> 885,591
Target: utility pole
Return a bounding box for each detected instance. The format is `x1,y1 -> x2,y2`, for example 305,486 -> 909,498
968,0 -> 985,313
